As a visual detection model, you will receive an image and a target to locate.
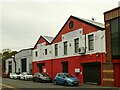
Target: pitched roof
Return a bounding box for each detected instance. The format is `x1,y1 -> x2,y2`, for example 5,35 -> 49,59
18,48 -> 33,53
72,16 -> 105,29
43,36 -> 54,43
78,17 -> 104,29
51,15 -> 105,44
33,35 -> 54,49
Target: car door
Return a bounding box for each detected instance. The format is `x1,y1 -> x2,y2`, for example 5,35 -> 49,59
33,73 -> 37,81
21,73 -> 24,79
35,73 -> 40,81
57,74 -> 65,84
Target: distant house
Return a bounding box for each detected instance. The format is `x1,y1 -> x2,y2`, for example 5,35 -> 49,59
5,57 -> 15,74
32,15 -> 106,85
15,48 -> 33,74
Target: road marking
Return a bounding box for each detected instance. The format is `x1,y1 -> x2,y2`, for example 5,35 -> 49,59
1,83 -> 15,88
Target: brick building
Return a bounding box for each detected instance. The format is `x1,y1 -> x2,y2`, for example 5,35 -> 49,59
104,6 -> 120,87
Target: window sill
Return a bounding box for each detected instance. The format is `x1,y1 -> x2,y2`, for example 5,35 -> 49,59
87,50 -> 95,53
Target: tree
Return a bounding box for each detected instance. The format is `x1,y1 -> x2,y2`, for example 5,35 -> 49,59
1,49 -> 18,73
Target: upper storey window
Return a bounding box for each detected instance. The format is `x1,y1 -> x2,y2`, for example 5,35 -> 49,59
74,38 -> 79,53
64,41 -> 67,55
69,21 -> 74,29
45,49 -> 47,55
88,34 -> 94,51
110,18 -> 120,59
35,51 -> 38,57
55,44 -> 58,56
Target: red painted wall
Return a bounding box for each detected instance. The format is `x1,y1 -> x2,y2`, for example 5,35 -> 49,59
32,53 -> 106,84
32,16 -> 106,85
34,36 -> 50,49
53,17 -> 98,44
32,60 -> 52,77
113,60 -> 120,87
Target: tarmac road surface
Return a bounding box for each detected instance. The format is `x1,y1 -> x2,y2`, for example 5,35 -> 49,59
2,78 -> 119,90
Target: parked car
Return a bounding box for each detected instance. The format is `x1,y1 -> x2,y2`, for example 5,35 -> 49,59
9,73 -> 20,79
54,73 -> 79,86
19,72 -> 33,80
32,72 -> 52,83
2,72 -> 9,78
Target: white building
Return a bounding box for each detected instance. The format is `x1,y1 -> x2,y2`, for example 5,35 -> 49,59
5,57 -> 15,74
15,48 -> 32,74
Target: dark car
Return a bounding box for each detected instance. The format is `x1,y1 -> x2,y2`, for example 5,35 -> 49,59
32,72 -> 52,83
54,73 -> 79,86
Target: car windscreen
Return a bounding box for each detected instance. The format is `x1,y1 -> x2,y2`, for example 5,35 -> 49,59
41,73 -> 49,77
27,73 -> 31,75
64,73 -> 74,78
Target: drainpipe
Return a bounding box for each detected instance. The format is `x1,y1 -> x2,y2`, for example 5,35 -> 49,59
85,34 -> 86,53
50,47 -> 53,80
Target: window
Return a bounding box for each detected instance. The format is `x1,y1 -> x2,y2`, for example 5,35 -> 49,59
64,41 -> 67,55
55,44 -> 58,56
8,61 -> 12,65
110,18 -> 120,59
88,34 -> 94,51
74,38 -> 79,53
35,51 -> 38,57
69,21 -> 74,29
45,49 -> 47,55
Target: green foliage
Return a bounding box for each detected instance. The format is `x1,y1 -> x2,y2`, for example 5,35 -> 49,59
0,49 -> 18,72
2,51 -> 18,61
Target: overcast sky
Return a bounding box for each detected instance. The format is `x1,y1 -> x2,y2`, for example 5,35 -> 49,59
1,0 -> 120,52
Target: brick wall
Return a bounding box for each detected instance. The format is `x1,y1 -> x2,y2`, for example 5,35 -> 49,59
102,62 -> 114,86
105,21 -> 112,62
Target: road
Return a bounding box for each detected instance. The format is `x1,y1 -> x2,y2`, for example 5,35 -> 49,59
1,78 -> 120,90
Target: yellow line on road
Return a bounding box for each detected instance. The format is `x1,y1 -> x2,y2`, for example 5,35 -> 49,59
1,83 -> 15,88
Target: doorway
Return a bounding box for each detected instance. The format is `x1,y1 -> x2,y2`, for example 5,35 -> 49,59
62,61 -> 68,73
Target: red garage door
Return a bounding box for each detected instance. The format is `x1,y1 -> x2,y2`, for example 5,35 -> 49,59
114,64 -> 120,87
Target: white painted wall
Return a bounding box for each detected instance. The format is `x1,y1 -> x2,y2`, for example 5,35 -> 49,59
15,49 -> 32,74
33,29 -> 106,62
5,58 -> 15,74
33,43 -> 53,61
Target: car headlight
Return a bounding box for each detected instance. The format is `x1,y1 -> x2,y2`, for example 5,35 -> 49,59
43,77 -> 47,80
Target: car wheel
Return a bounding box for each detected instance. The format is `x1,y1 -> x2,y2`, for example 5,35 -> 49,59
75,84 -> 79,86
33,78 -> 35,82
33,79 -> 35,82
39,78 -> 42,83
64,81 -> 68,86
54,80 -> 57,85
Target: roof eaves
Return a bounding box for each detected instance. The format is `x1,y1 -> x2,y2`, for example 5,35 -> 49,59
71,15 -> 105,29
